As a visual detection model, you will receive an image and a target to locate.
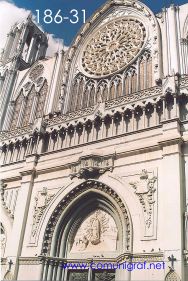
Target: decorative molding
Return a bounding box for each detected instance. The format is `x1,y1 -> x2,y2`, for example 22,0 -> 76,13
30,187 -> 55,243
0,126 -> 32,141
42,180 -> 131,255
47,106 -> 95,127
129,170 -> 157,236
105,86 -> 162,109
70,154 -> 114,179
18,257 -> 42,265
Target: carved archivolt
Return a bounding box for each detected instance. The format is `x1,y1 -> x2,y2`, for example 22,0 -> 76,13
81,18 -> 146,77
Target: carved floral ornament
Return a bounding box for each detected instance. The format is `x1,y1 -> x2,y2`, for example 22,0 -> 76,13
30,187 -> 55,243
80,18 -> 146,78
129,169 -> 157,232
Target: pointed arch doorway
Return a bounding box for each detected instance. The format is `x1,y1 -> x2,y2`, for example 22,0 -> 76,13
41,180 -> 132,281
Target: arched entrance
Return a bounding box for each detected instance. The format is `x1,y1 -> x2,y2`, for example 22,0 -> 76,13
41,180 -> 132,281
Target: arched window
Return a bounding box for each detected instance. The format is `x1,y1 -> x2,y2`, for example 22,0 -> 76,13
22,86 -> 36,127
10,91 -> 24,130
36,80 -> 48,118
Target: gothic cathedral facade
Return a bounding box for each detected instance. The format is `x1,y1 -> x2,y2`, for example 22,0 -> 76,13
0,1 -> 188,280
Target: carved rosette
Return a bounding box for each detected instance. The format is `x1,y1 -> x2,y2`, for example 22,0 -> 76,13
70,154 -> 114,179
129,170 -> 157,236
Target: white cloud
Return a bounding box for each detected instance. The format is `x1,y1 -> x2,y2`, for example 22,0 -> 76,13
0,0 -> 65,58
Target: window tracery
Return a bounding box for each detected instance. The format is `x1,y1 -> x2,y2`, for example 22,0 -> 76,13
81,18 -> 146,78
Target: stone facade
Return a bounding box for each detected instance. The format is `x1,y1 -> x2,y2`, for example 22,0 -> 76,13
0,0 -> 188,280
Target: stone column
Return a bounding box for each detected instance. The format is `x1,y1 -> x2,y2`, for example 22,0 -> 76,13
154,104 -> 158,126
111,116 -> 114,136
131,110 -> 135,131
173,94 -> 179,118
162,98 -> 166,121
142,107 -> 146,129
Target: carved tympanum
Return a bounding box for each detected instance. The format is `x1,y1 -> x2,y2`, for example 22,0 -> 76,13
70,210 -> 118,253
81,18 -> 146,77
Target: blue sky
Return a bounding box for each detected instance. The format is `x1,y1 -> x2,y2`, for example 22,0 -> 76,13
11,0 -> 188,46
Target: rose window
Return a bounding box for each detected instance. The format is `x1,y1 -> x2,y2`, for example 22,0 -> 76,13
81,18 -> 146,77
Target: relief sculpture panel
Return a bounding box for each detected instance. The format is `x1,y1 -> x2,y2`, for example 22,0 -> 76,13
70,210 -> 118,253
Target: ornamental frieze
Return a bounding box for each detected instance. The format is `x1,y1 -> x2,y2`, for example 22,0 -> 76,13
70,154 -> 115,179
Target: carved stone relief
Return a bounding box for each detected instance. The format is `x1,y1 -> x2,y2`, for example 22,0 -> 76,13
129,169 -> 157,237
30,187 -> 55,243
70,210 -> 118,253
70,154 -> 114,179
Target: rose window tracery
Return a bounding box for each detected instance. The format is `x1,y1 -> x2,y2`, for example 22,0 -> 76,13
81,18 -> 146,77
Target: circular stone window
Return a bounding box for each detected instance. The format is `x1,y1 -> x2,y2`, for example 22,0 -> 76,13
81,18 -> 146,78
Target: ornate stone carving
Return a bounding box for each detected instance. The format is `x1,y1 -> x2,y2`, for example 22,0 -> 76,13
81,18 -> 146,77
129,170 -> 157,230
70,210 -> 118,253
31,187 -> 55,240
0,126 -> 32,141
70,154 -> 114,179
42,180 -> 131,255
29,64 -> 44,82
